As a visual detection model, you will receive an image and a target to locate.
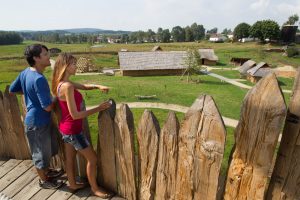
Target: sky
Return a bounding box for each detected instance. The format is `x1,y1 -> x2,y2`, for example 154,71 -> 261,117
0,0 -> 299,32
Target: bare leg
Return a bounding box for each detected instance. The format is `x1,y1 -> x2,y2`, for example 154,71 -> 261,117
78,146 -> 110,197
65,143 -> 85,190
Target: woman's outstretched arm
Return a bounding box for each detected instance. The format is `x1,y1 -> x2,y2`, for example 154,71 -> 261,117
70,81 -> 109,93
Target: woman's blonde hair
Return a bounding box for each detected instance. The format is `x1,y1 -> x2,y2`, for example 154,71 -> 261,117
51,53 -> 77,96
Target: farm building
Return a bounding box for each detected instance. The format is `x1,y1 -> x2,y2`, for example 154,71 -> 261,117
230,57 -> 251,66
198,49 -> 218,65
238,60 -> 256,77
209,34 -> 227,43
247,62 -> 272,83
118,51 -> 187,76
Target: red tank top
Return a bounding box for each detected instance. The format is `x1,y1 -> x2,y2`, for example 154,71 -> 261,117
57,82 -> 83,135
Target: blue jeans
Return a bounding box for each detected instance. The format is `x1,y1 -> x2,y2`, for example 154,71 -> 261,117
25,124 -> 58,169
62,132 -> 90,150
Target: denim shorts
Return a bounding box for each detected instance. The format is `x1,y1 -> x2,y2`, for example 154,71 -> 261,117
25,124 -> 58,169
62,132 -> 90,150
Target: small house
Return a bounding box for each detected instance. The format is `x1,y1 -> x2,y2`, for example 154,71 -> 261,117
209,34 -> 227,43
247,62 -> 272,83
49,48 -> 62,54
118,51 -> 187,76
238,60 -> 256,77
198,49 -> 218,66
230,57 -> 251,66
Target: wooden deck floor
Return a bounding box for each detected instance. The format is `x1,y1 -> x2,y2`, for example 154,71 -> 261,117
0,159 -> 125,200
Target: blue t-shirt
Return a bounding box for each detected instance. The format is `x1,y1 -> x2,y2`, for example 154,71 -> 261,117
9,67 -> 52,127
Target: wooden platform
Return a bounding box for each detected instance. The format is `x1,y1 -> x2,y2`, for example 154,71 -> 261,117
0,159 -> 125,200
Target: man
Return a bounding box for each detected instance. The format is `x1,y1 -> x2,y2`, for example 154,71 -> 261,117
9,44 -> 63,189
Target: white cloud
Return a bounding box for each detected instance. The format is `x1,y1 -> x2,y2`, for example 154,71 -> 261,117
250,0 -> 271,11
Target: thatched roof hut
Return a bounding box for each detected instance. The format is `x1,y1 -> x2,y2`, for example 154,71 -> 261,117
247,62 -> 272,83
230,57 -> 250,66
238,60 -> 256,76
118,51 -> 187,76
151,46 -> 163,51
198,49 -> 218,65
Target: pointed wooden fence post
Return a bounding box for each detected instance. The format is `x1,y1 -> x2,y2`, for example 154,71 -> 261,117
137,110 -> 160,200
224,73 -> 287,200
0,90 -> 11,158
115,104 -> 137,200
97,109 -> 118,193
175,95 -> 226,200
3,87 -> 30,159
266,68 -> 300,199
155,111 -> 179,200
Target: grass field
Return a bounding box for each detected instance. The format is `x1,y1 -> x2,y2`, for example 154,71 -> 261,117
0,40 -> 297,173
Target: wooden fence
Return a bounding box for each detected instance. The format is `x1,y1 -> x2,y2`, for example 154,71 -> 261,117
0,71 -> 300,199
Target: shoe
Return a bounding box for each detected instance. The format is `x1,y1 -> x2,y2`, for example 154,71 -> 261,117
46,169 -> 64,178
39,179 -> 64,189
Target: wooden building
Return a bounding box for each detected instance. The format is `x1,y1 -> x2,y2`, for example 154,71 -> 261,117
118,51 -> 187,76
238,60 -> 256,77
230,57 -> 251,66
247,62 -> 272,83
198,49 -> 218,65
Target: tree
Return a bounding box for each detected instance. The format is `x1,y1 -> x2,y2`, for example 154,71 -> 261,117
222,28 -> 232,35
207,27 -> 218,34
283,14 -> 299,25
146,29 -> 156,42
171,26 -> 185,42
0,31 -> 23,45
250,20 -> 280,42
185,26 -> 194,42
234,23 -> 251,39
181,49 -> 202,82
191,23 -> 205,41
161,29 -> 171,43
156,27 -> 163,42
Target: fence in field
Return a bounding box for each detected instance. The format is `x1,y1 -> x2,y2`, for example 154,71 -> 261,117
0,71 -> 300,199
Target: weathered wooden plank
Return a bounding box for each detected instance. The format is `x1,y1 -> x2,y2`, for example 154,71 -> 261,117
0,159 -> 22,179
115,104 -> 137,200
224,73 -> 287,200
68,186 -> 90,200
29,187 -> 57,200
0,90 -> 13,158
97,110 -> 117,193
266,68 -> 300,199
4,87 -> 30,159
137,110 -> 160,200
0,160 -> 32,191
155,111 -> 179,200
2,165 -> 36,198
13,176 -> 41,200
175,95 -> 226,200
47,184 -> 73,200
0,160 -> 7,166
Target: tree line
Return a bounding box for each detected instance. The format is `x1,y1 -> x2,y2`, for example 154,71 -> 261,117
0,14 -> 299,45
0,31 -> 23,45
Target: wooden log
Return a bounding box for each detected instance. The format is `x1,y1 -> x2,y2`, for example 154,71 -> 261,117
266,68 -> 300,199
97,109 -> 117,193
115,104 -> 137,200
224,73 -> 287,200
4,86 -> 30,159
175,95 -> 226,200
0,90 -> 10,158
137,110 -> 160,200
155,111 -> 179,200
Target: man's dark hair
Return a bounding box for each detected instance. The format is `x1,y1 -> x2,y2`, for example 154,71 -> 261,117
24,44 -> 48,67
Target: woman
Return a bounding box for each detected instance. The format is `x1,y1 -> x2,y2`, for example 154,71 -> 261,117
52,53 -> 112,198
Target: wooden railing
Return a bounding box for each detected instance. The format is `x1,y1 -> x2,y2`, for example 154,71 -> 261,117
0,70 -> 300,199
